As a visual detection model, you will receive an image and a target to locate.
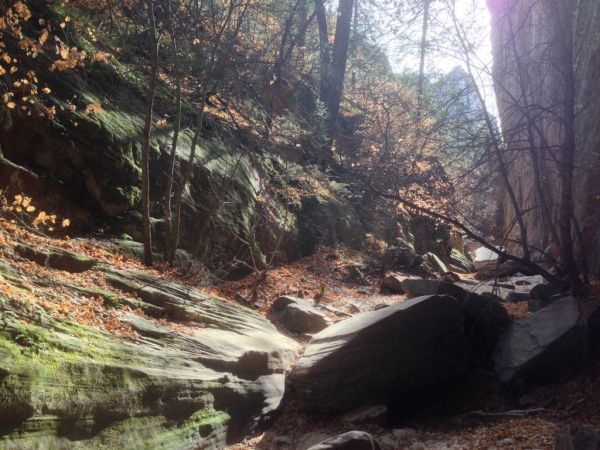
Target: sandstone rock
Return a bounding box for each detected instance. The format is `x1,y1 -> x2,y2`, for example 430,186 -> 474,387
555,425 -> 600,450
421,252 -> 448,274
290,295 -> 468,413
450,248 -> 474,273
0,267 -> 297,449
306,431 -> 382,450
400,279 -> 510,362
0,265 -> 300,449
493,296 -> 588,386
271,296 -> 329,334
15,244 -> 96,273
124,314 -> 171,338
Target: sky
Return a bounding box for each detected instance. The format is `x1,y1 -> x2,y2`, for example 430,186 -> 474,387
378,0 -> 497,111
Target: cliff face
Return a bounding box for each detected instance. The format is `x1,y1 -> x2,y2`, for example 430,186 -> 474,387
488,0 -> 600,273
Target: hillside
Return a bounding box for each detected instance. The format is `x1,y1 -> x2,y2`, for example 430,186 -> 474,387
1,0 -> 600,449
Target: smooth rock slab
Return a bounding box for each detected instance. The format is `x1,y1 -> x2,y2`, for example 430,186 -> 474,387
493,296 -> 588,386
0,264 -> 299,449
290,295 -> 468,413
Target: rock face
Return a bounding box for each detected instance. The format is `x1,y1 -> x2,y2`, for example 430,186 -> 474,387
0,264 -> 299,449
0,4 -> 364,271
290,295 -> 468,413
270,296 -> 329,334
555,425 -> 600,450
306,431 -> 383,450
489,0 -> 600,274
493,296 -> 588,386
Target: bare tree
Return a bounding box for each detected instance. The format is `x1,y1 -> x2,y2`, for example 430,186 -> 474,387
141,0 -> 160,266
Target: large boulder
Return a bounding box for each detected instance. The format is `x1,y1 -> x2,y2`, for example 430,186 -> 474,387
493,296 -> 588,387
555,425 -> 600,450
400,279 -> 510,362
0,264 -> 299,449
271,296 -> 329,334
290,295 -> 468,413
306,431 -> 383,450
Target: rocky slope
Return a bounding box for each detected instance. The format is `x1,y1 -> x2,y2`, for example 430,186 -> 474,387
0,224 -> 298,449
0,2 -> 364,274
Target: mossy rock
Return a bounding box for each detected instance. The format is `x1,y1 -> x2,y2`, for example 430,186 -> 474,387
14,244 -> 96,273
0,263 -> 299,448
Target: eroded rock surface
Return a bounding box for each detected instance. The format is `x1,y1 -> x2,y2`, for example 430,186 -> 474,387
0,265 -> 299,449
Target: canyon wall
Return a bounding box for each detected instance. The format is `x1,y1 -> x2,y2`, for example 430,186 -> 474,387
488,0 -> 600,273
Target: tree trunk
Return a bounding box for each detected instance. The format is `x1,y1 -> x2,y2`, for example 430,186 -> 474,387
322,0 -> 355,144
141,0 -> 159,267
163,5 -> 182,265
416,0 -> 430,121
315,0 -> 330,104
554,0 -> 581,292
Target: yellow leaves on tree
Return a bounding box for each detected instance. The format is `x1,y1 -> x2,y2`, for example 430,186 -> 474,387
51,41 -> 87,72
84,102 -> 103,115
1,194 -> 71,233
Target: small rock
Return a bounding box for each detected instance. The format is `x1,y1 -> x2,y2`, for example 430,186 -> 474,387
530,283 -> 563,302
381,273 -> 404,293
347,302 -> 362,313
271,296 -> 329,334
306,431 -> 382,450
272,435 -> 294,446
343,405 -> 388,426
392,428 -> 418,440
